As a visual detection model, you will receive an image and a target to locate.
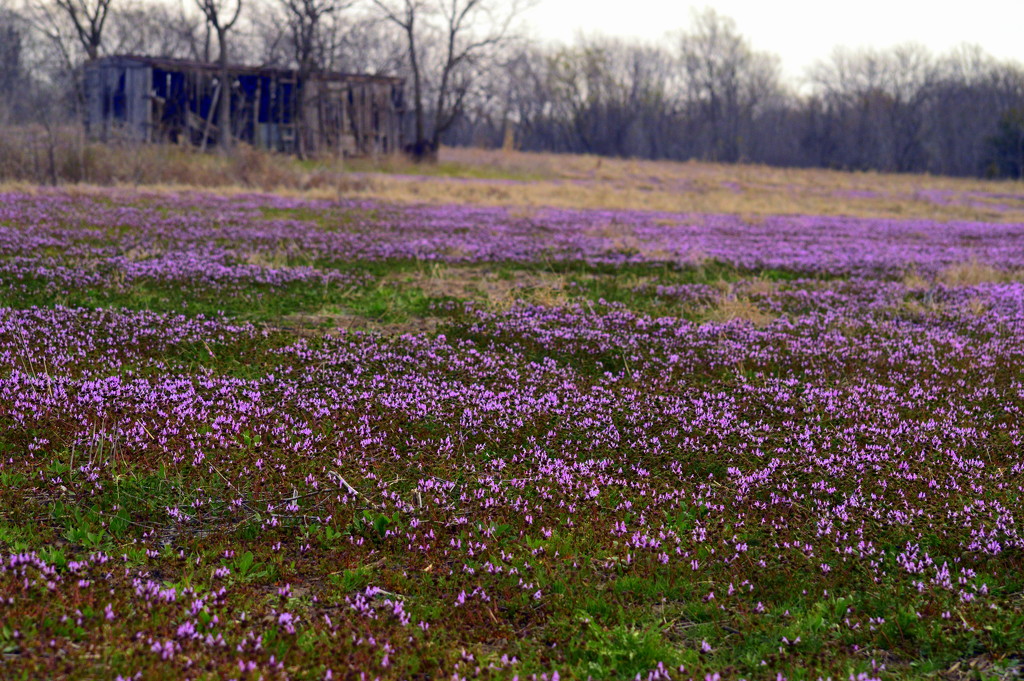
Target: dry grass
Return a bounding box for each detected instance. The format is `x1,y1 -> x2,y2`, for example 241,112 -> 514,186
424,147 -> 1024,222
583,222 -> 679,262
736,278 -> 776,296
240,249 -> 309,269
897,298 -> 942,317
279,310 -> 442,337
701,297 -> 775,327
122,245 -> 165,262
387,264 -> 571,311
941,655 -> 1022,681
0,125 -> 368,192
965,298 -> 990,316
938,260 -> 1020,286
4,127 -> 1024,222
899,262 -> 1024,290
901,272 -> 931,290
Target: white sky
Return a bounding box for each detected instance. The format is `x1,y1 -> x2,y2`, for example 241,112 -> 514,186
522,0 -> 1024,84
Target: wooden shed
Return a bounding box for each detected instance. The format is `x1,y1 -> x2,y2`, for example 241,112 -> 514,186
84,55 -> 404,156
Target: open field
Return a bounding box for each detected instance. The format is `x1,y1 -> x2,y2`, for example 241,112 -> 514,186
2,163 -> 1024,680
6,132 -> 1024,222
354,147 -> 1024,223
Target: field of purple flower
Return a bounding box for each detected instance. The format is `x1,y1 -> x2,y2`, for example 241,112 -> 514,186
2,187 -> 1024,680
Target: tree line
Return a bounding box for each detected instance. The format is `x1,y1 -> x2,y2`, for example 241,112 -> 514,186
3,1 -> 1024,176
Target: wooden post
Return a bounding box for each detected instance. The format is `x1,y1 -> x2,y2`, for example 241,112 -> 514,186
200,82 -> 221,153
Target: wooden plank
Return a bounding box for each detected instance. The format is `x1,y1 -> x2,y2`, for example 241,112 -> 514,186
125,65 -> 153,142
84,64 -> 104,139
200,82 -> 221,153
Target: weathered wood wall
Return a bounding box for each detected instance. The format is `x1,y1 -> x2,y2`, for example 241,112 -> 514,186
85,60 -> 153,142
84,56 -> 404,156
302,78 -> 403,155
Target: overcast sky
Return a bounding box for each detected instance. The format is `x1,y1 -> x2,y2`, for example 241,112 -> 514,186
522,0 -> 1024,83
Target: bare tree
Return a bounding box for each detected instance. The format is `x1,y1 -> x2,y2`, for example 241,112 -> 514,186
676,9 -> 780,162
325,13 -> 406,74
247,1 -> 290,66
280,0 -> 352,73
927,46 -> 1024,175
531,37 -> 675,157
369,0 -> 424,155
195,0 -> 242,151
278,0 -> 354,156
106,2 -> 207,60
809,45 -> 938,171
23,0 -> 116,113
48,0 -> 113,60
499,46 -> 559,149
372,0 -> 524,160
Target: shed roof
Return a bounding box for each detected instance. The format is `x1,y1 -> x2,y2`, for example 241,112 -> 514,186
88,55 -> 404,85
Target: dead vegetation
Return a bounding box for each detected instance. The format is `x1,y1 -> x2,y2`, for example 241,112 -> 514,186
940,654 -> 1022,681
901,271 -> 931,290
701,296 -> 775,327
277,311 -> 442,337
5,133 -> 1024,222
938,260 -> 1024,286
901,261 -> 1024,291
388,264 -> 572,311
584,222 -> 680,262
0,125 -> 375,192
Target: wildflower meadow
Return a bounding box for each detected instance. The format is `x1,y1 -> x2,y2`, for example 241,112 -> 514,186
1,185 -> 1023,680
